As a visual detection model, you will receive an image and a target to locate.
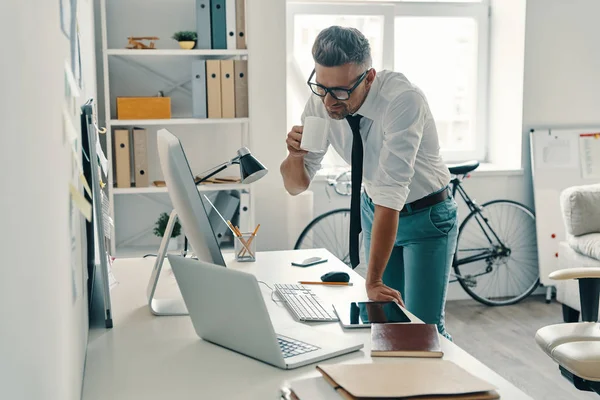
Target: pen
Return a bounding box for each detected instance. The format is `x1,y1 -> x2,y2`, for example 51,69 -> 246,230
298,281 -> 354,286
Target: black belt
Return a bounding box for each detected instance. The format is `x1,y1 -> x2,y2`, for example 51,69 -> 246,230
400,187 -> 449,214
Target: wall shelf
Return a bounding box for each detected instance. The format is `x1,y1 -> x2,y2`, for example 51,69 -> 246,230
109,118 -> 248,126
106,49 -> 248,57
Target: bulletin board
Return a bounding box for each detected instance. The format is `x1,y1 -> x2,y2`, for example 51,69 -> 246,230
529,128 -> 600,286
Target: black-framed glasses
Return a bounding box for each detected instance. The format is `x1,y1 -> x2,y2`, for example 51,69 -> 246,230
307,68 -> 369,101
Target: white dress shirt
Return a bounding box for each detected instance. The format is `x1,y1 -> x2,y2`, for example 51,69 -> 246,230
302,70 -> 451,212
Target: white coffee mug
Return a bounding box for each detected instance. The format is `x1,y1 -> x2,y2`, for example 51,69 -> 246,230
300,116 -> 330,153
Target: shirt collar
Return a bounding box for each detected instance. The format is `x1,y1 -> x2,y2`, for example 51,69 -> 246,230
353,73 -> 380,120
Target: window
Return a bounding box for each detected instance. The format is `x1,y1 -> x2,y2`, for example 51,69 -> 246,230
287,1 -> 490,168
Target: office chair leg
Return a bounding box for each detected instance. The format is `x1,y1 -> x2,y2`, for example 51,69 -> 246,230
579,278 -> 600,322
562,304 -> 580,323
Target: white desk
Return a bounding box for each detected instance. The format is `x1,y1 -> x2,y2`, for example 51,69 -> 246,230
82,249 -> 533,399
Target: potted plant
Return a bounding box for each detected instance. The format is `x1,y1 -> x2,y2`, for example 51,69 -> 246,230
172,31 -> 197,50
153,212 -> 182,250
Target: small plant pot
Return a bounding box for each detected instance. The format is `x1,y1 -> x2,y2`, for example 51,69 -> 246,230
178,41 -> 195,50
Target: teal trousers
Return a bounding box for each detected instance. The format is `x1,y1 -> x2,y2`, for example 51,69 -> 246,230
360,189 -> 458,340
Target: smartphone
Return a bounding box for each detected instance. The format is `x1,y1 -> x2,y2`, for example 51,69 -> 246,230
291,257 -> 328,268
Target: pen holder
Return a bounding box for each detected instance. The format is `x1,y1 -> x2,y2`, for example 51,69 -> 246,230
234,232 -> 256,262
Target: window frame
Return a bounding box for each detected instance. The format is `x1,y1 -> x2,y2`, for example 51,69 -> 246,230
287,0 -> 491,163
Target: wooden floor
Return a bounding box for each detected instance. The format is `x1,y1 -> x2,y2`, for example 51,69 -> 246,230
445,295 -> 597,400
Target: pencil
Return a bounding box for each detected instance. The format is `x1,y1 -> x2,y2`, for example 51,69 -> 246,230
298,281 -> 353,286
240,224 -> 261,257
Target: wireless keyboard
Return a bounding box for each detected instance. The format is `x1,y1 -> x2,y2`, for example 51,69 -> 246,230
273,283 -> 338,322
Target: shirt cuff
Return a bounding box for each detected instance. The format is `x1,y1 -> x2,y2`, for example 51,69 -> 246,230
366,184 -> 410,212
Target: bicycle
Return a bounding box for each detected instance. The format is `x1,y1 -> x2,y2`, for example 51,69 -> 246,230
294,161 -> 540,306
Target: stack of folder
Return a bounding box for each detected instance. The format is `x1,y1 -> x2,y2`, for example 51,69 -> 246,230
113,127 -> 149,188
281,360 -> 500,399
195,0 -> 246,50
192,59 -> 248,119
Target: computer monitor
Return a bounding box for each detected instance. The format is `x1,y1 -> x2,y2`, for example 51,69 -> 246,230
156,128 -> 225,267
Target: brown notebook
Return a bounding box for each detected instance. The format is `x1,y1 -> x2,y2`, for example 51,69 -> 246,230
316,361 -> 500,400
371,323 -> 443,358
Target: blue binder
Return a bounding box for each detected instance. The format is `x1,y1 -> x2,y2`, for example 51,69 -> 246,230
192,60 -> 208,118
196,0 -> 212,49
210,0 -> 227,49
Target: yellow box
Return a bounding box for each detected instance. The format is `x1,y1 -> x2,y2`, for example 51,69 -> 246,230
116,97 -> 171,120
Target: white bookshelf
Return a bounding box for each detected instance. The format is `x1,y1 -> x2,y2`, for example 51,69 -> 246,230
107,49 -> 248,57
113,183 -> 248,195
109,118 -> 248,126
99,0 -> 253,257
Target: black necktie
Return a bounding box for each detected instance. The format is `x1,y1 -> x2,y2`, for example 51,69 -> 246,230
346,114 -> 363,269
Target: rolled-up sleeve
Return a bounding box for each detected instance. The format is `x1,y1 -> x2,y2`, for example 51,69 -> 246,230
300,99 -> 329,182
370,90 -> 425,211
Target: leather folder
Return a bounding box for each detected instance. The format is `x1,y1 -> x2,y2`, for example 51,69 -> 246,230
234,59 -> 248,118
113,129 -> 131,188
316,361 -> 500,399
206,60 -> 222,118
220,60 -> 235,118
235,0 -> 246,49
132,128 -> 149,187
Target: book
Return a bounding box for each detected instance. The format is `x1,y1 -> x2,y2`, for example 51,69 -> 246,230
371,322 -> 443,358
316,361 -> 499,399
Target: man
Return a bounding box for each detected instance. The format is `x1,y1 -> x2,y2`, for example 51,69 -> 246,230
280,26 -> 458,339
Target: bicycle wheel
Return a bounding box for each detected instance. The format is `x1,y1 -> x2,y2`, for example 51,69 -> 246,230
294,208 -> 363,268
453,199 -> 539,306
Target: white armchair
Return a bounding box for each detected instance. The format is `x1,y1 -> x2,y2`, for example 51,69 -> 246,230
557,183 -> 600,322
536,268 -> 600,395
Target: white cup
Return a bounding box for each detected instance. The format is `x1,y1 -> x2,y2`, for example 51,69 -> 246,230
300,116 -> 330,153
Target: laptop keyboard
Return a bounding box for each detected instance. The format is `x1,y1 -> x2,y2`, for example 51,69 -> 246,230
273,284 -> 339,322
277,335 -> 320,358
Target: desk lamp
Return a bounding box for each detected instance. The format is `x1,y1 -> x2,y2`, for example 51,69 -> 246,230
182,147 -> 268,253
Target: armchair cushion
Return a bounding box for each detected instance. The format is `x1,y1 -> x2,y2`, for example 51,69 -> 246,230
560,183 -> 600,236
569,233 -> 600,261
535,322 -> 600,356
552,341 -> 600,381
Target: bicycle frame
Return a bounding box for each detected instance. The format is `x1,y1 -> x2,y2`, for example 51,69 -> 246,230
450,176 -> 509,268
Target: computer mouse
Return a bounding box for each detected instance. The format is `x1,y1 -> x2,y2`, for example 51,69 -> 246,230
320,271 -> 350,283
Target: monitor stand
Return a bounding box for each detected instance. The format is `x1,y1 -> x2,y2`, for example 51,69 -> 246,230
146,209 -> 189,316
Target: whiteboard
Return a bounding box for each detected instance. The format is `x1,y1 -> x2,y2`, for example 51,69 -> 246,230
530,128 -> 600,286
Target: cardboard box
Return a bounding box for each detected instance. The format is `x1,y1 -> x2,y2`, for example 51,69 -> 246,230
116,97 -> 171,120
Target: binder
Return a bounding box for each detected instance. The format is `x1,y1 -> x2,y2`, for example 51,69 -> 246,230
206,60 -> 222,118
234,59 -> 248,118
235,0 -> 246,49
225,0 -> 237,49
113,129 -> 131,188
132,128 -> 149,187
220,60 -> 235,118
195,0 -> 212,49
191,60 -> 208,118
210,0 -> 227,50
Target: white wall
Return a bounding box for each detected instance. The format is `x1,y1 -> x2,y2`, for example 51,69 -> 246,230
0,0 -> 93,398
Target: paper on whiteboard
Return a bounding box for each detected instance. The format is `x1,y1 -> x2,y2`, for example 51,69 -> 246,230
96,134 -> 109,176
579,133 -> 600,179
534,134 -> 578,169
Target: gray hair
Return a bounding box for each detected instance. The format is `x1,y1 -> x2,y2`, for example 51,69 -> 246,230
312,26 -> 372,69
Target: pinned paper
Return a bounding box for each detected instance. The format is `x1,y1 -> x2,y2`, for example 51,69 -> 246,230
79,173 -> 92,198
96,133 -> 109,176
69,183 -> 92,222
64,59 -> 81,99
63,105 -> 78,147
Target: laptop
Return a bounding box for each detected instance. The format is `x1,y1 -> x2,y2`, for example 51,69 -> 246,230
167,255 -> 364,369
